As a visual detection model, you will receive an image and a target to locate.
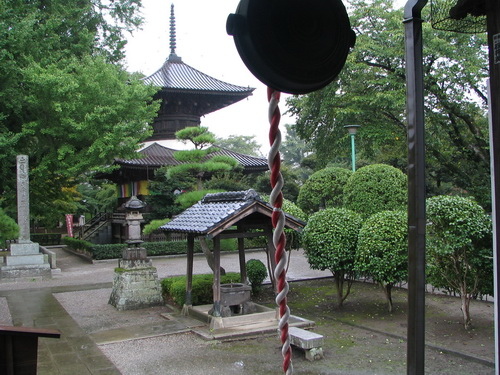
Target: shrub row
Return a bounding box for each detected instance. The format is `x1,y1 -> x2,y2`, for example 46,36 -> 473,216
161,272 -> 241,306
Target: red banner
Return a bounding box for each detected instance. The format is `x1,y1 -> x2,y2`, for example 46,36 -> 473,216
65,214 -> 74,237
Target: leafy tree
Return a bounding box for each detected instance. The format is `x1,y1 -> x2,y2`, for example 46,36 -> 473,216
168,127 -> 239,191
215,135 -> 262,157
297,167 -> 352,214
302,208 -> 362,307
145,167 -> 189,220
0,208 -> 19,246
343,164 -> 407,219
0,1 -> 159,224
356,210 -> 408,312
426,195 -> 493,329
286,0 -> 490,208
281,124 -> 311,168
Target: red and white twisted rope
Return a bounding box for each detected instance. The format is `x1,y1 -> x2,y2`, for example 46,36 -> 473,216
267,87 -> 292,375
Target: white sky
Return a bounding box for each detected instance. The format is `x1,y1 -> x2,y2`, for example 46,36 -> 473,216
124,0 -> 295,154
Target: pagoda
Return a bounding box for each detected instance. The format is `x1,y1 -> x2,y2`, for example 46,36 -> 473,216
100,4 -> 266,197
89,5 -> 267,243
144,4 -> 255,141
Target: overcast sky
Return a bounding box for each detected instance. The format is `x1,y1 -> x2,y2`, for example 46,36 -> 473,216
124,0 -> 295,154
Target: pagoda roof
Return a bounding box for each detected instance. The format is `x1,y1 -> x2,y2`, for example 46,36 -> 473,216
144,58 -> 254,97
116,142 -> 268,172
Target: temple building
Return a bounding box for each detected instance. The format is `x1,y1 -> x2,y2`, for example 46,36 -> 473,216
89,5 -> 267,243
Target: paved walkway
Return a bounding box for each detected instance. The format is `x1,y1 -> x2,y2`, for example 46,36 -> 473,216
0,247 -> 329,374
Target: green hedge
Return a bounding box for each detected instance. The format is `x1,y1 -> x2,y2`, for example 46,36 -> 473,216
161,272 -> 241,306
62,236 -> 93,257
64,236 -> 261,261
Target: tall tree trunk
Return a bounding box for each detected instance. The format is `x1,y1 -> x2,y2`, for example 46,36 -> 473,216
383,283 -> 394,313
335,274 -> 344,308
199,237 -> 225,275
460,289 -> 472,330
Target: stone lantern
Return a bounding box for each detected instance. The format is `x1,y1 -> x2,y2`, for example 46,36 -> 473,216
122,196 -> 147,264
109,196 -> 163,310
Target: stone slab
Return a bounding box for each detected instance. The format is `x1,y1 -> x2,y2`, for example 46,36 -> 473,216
10,242 -> 40,256
289,327 -> 324,350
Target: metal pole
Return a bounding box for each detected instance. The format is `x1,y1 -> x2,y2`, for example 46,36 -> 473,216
486,0 -> 500,371
350,134 -> 356,171
404,0 -> 428,374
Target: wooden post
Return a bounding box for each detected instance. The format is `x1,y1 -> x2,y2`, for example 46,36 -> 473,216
238,226 -> 247,283
486,0 -> 500,370
212,236 -> 221,317
183,234 -> 194,314
266,230 -> 277,291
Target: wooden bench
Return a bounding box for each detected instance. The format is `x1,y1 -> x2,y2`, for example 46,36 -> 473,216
0,325 -> 60,375
289,327 -> 324,361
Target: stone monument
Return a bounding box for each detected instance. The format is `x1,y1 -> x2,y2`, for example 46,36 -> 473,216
109,196 -> 163,310
1,155 -> 51,279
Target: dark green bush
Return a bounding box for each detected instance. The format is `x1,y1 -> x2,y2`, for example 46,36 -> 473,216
246,259 -> 267,293
161,272 -> 240,306
30,233 -> 61,245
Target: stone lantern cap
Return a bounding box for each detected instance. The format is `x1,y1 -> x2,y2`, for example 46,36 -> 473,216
124,195 -> 146,212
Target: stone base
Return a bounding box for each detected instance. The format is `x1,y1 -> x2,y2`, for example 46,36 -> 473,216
5,253 -> 47,266
10,242 -> 40,256
0,263 -> 51,280
109,266 -> 163,311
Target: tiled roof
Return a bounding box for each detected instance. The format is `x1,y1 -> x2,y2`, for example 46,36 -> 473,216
160,190 -> 305,236
143,59 -> 254,96
115,142 -> 268,171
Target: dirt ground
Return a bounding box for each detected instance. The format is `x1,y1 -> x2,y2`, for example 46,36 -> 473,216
86,278 -> 495,375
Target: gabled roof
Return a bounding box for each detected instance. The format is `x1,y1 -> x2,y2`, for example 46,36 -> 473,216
160,190 -> 305,238
115,142 -> 268,172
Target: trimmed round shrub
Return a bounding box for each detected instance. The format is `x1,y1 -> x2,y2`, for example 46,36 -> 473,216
343,164 -> 407,219
246,259 -> 268,293
356,210 -> 408,312
302,207 -> 362,306
426,195 -> 492,329
297,167 -> 352,214
161,272 -> 240,306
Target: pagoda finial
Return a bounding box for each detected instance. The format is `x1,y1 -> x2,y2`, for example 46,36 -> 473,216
168,4 -> 180,61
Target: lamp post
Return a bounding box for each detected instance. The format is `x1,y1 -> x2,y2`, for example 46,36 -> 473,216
344,125 -> 361,171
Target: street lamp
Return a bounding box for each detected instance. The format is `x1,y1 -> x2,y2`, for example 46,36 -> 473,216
344,124 -> 361,171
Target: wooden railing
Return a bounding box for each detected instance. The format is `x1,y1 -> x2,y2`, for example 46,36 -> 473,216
0,325 -> 60,375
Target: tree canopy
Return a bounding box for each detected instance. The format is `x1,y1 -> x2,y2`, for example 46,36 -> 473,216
0,0 -> 159,223
214,134 -> 262,157
286,0 -> 490,208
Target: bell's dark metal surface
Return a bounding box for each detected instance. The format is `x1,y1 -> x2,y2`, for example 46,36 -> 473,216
227,0 -> 356,94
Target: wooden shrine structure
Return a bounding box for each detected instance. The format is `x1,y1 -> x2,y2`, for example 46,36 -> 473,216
160,190 -> 305,326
